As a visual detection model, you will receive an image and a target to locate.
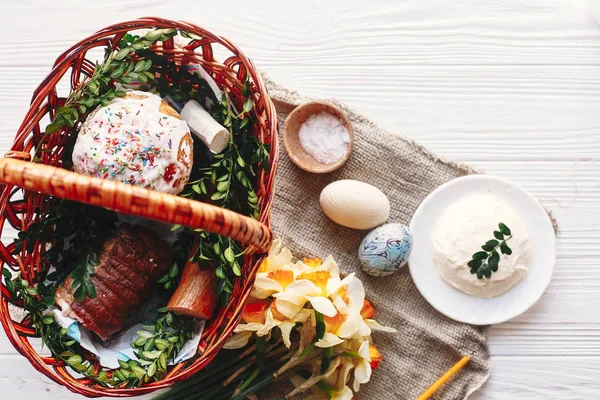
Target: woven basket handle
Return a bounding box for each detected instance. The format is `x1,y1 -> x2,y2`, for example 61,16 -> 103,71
0,158 -> 272,253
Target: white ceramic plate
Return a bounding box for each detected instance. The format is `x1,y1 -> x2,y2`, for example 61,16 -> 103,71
408,175 -> 556,325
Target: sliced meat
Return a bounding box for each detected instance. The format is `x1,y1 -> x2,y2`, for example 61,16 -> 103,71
55,224 -> 173,341
94,267 -> 143,306
56,277 -> 123,338
71,298 -> 123,338
91,279 -> 131,320
102,251 -> 150,295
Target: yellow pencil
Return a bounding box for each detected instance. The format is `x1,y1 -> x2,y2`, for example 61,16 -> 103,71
417,356 -> 471,400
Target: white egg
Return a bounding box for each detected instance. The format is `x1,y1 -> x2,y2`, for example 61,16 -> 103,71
320,180 -> 390,230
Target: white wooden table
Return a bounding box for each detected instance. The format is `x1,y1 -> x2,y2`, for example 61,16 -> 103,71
1,1 -> 599,398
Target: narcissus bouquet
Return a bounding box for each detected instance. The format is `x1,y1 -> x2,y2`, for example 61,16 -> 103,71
157,240 -> 395,400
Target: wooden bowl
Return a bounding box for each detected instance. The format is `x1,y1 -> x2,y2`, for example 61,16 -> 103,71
283,101 -> 354,173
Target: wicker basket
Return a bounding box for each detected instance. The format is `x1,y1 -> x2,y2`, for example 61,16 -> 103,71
0,17 -> 278,397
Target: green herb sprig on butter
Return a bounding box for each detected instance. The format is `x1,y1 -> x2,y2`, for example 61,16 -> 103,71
468,223 -> 513,279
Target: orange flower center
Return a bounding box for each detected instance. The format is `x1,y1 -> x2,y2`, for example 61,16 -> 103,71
258,258 -> 270,272
323,312 -> 346,333
302,257 -> 322,268
267,270 -> 294,289
298,270 -> 330,293
242,300 -> 268,324
337,286 -> 348,301
369,345 -> 382,370
360,299 -> 375,320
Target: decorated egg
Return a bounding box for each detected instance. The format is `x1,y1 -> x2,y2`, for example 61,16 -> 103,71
320,180 -> 390,230
358,223 -> 413,277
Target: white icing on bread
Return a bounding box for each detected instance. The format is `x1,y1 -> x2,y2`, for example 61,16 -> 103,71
72,91 -> 193,194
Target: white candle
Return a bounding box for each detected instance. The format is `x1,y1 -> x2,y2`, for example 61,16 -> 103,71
180,100 -> 230,153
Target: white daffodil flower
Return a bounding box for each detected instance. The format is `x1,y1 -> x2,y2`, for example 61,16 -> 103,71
252,268 -> 296,299
333,385 -> 354,400
259,239 -> 293,273
226,239 -> 396,398
226,304 -> 312,349
274,271 -> 355,319
223,330 -> 253,349
251,241 -> 309,299
316,277 -> 372,348
364,319 -> 397,333
321,356 -> 355,400
224,300 -> 274,349
263,307 -> 312,348
352,340 -> 373,392
291,368 -> 353,400
297,255 -> 337,275
268,255 -> 354,319
223,316 -> 277,350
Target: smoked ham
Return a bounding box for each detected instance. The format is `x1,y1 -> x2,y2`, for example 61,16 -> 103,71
55,224 -> 173,341
167,259 -> 217,320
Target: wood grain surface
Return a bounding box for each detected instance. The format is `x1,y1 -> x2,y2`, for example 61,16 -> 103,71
1,0 -> 599,398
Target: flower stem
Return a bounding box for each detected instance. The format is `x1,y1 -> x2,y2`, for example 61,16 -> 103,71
154,346 -> 261,400
152,361 -> 246,400
227,350 -> 303,400
157,346 -> 295,400
321,347 -> 333,374
223,345 -> 287,387
256,336 -> 266,369
236,367 -> 261,394
275,343 -> 317,377
230,373 -> 275,400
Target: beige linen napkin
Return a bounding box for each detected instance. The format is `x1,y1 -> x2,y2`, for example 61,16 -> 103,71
264,76 -> 491,400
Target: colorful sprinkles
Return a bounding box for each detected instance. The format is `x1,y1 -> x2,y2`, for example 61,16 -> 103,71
72,92 -> 192,194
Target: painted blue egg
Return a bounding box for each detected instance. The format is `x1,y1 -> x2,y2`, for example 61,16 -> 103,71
358,223 -> 413,277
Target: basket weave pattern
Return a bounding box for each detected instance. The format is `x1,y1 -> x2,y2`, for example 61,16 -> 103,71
0,17 -> 278,397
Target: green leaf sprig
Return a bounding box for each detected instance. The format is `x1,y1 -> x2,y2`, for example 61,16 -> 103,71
70,252 -> 99,302
5,201 -> 118,382
160,73 -> 269,304
468,223 -> 513,279
179,76 -> 269,219
2,269 -> 111,385
38,28 -> 178,157
112,308 -> 194,387
3,257 -> 196,388
156,225 -> 197,291
13,201 -> 117,302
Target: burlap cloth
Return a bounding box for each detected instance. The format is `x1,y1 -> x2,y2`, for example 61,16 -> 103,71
264,76 -> 491,400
